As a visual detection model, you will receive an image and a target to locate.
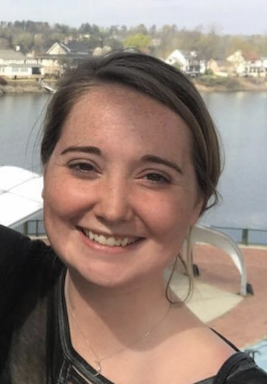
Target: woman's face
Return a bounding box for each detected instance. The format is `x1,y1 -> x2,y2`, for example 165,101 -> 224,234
43,84 -> 203,288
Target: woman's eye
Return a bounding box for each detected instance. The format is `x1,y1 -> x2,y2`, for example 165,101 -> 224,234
69,162 -> 95,173
145,173 -> 169,184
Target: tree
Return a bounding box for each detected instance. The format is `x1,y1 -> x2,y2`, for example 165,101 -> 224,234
132,24 -> 148,35
124,33 -> 151,52
13,32 -> 33,52
198,30 -> 223,60
149,25 -> 157,37
104,37 -> 123,50
33,33 -> 46,53
227,36 -> 259,56
0,37 -> 9,49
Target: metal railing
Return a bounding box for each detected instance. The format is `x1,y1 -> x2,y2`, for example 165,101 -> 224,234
212,226 -> 267,246
23,220 -> 46,237
22,220 -> 267,246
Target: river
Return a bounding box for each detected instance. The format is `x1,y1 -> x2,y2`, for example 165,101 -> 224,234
0,92 -> 266,230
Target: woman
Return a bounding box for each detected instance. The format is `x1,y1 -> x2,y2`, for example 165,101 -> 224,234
0,51 -> 266,384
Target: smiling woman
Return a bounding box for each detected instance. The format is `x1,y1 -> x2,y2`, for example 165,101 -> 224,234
1,51 -> 267,384
43,83 -> 203,292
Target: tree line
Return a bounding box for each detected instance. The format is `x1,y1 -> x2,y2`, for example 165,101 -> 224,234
1,21 -> 267,60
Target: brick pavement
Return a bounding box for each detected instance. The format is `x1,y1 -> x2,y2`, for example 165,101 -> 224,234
193,244 -> 267,349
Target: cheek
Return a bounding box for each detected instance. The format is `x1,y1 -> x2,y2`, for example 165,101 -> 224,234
140,192 -> 195,240
43,175 -> 94,221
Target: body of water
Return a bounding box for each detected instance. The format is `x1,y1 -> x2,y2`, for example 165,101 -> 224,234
0,91 -> 266,229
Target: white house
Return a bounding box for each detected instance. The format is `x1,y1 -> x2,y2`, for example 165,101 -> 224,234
0,49 -> 25,65
165,49 -> 206,76
227,50 -> 267,77
0,49 -> 44,79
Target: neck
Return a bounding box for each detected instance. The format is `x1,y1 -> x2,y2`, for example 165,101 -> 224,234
65,269 -> 171,349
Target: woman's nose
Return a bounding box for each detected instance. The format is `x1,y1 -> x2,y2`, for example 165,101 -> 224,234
94,179 -> 133,224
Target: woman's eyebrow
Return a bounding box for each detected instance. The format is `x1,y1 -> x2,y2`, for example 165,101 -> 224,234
141,155 -> 183,174
60,146 -> 101,156
60,148 -> 182,174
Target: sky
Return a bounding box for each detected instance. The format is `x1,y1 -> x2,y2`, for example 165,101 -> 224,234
1,0 -> 267,35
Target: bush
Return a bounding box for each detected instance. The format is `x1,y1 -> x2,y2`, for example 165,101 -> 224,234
0,76 -> 8,86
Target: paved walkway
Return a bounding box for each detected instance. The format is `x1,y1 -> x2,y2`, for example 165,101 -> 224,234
172,244 -> 267,349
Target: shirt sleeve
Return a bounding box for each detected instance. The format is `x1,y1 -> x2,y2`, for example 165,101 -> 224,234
0,225 -> 62,373
226,366 -> 267,383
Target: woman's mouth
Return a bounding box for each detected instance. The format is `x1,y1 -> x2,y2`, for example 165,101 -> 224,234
80,228 -> 141,248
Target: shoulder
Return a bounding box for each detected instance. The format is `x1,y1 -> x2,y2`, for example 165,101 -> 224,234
0,224 -> 32,256
215,351 -> 267,383
0,224 -> 55,277
0,225 -> 63,308
0,226 -> 63,373
0,225 -> 39,284
210,330 -> 267,383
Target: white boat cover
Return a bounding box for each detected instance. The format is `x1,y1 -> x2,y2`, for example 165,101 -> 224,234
0,166 -> 43,228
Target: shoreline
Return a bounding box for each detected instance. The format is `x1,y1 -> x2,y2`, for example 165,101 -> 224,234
1,78 -> 267,94
195,77 -> 267,92
0,80 -> 57,95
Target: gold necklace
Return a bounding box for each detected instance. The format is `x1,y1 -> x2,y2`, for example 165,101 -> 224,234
66,288 -> 171,377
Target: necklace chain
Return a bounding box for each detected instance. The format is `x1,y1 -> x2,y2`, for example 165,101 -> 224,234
66,287 -> 171,377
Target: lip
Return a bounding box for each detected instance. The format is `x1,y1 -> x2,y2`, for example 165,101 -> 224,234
77,227 -> 144,254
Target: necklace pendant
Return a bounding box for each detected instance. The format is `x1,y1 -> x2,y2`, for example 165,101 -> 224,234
93,360 -> 102,377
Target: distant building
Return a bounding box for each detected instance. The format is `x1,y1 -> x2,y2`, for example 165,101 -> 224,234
0,49 -> 44,79
165,49 -> 206,76
227,50 -> 267,77
36,41 -> 93,78
207,59 -> 231,77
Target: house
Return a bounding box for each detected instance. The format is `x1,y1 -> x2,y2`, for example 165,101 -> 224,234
37,42 -> 93,78
227,50 -> 266,77
207,59 -> 231,77
0,49 -> 25,65
262,57 -> 267,74
0,49 -> 44,79
165,50 -> 206,76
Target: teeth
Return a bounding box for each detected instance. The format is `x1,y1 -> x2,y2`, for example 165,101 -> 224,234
121,238 -> 128,247
106,237 -> 116,246
98,235 -> 107,245
84,230 -> 137,247
115,239 -> 121,246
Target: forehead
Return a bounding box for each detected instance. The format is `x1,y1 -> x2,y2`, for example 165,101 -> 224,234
57,84 -> 192,159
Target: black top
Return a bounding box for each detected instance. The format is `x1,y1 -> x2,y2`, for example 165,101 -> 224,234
0,225 -> 266,384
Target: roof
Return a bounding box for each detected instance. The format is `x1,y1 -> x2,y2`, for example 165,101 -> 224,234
37,53 -> 92,60
0,166 -> 43,228
182,50 -> 199,60
0,49 -> 26,60
46,42 -> 70,55
46,41 -> 93,56
0,63 -> 43,69
65,41 -> 93,54
243,52 -> 261,61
